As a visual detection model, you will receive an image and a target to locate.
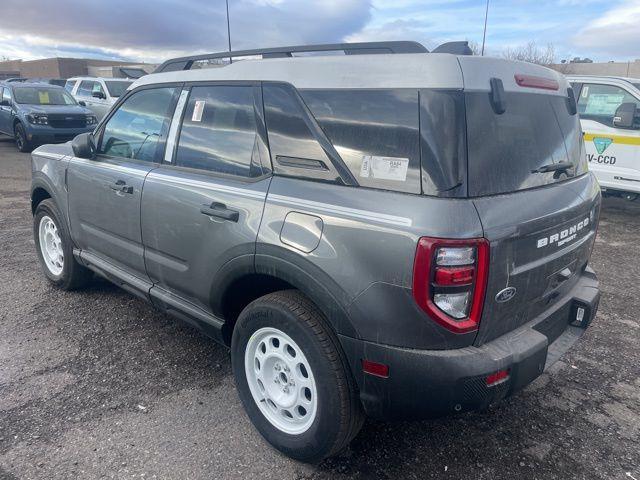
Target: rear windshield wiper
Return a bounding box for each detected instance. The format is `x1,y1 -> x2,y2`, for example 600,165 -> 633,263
531,161 -> 574,174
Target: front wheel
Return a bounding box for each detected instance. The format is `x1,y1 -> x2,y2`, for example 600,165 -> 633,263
231,290 -> 364,463
14,123 -> 32,153
33,199 -> 92,290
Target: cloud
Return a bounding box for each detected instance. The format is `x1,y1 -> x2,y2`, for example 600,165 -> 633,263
571,0 -> 640,58
0,0 -> 371,62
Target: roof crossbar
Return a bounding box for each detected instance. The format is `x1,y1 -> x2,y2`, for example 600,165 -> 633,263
154,41 -> 428,73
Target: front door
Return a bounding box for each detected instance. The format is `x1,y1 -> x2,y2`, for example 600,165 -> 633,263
577,82 -> 640,193
141,83 -> 271,314
0,87 -> 14,135
67,86 -> 179,285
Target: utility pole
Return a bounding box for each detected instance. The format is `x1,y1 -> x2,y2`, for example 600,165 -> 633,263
226,0 -> 232,63
481,0 -> 489,56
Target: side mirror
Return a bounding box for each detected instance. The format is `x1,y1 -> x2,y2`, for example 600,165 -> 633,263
78,100 -> 86,107
613,102 -> 638,129
72,133 -> 96,159
92,91 -> 105,99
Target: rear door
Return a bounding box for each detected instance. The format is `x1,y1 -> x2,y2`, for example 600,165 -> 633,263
142,83 -> 270,315
576,81 -> 640,193
67,86 -> 178,288
457,58 -> 600,345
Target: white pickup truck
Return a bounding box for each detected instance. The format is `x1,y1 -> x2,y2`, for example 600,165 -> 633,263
568,76 -> 640,200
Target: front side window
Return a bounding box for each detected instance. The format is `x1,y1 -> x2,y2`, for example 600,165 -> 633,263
105,81 -> 132,98
13,87 -> 76,105
578,83 -> 640,127
77,81 -> 95,97
98,87 -> 176,162
2,87 -> 11,103
64,80 -> 77,93
174,85 -> 260,177
92,82 -> 106,98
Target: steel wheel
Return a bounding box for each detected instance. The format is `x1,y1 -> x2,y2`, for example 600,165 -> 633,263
38,215 -> 64,276
244,327 -> 318,435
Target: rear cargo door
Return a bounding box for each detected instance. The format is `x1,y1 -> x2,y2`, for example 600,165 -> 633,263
458,58 -> 601,345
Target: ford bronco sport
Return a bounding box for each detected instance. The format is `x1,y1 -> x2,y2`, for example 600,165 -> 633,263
30,41 -> 601,462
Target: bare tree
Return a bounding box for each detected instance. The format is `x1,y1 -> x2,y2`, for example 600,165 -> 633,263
502,41 -> 556,65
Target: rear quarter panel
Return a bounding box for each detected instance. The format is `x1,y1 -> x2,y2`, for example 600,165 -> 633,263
258,177 -> 484,349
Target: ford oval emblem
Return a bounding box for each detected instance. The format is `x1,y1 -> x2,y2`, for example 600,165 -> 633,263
495,287 -> 517,303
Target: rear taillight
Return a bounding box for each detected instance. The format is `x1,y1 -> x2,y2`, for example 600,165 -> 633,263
412,237 -> 489,334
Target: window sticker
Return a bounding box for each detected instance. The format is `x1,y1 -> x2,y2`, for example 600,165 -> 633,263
192,100 -> 205,122
38,91 -> 50,104
360,155 -> 409,182
581,86 -> 589,98
584,93 -> 625,115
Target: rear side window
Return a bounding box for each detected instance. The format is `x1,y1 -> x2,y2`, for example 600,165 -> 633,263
174,85 -> 261,178
301,89 -> 421,194
578,83 -> 640,127
98,87 -> 177,162
466,92 -> 587,197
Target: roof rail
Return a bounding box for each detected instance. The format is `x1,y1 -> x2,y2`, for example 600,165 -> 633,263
154,41 -> 428,73
432,41 -> 473,56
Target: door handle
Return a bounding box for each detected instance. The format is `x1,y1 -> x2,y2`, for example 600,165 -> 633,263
109,180 -> 133,194
200,202 -> 239,222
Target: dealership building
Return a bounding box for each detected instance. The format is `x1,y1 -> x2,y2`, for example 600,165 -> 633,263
0,57 -> 155,80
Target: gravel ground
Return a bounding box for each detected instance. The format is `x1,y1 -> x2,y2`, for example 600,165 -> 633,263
0,136 -> 639,480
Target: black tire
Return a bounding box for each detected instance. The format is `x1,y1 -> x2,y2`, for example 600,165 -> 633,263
231,290 -> 364,463
33,199 -> 92,290
14,122 -> 32,153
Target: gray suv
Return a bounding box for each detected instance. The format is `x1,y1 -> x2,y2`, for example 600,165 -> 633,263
30,42 -> 601,462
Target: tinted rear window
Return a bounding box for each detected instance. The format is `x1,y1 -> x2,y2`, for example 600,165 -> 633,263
466,92 -> 587,197
301,89 -> 421,194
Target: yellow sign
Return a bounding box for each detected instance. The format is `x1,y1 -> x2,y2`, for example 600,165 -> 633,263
38,91 -> 50,104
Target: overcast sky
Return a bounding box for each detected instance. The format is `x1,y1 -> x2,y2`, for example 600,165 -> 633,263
0,0 -> 638,64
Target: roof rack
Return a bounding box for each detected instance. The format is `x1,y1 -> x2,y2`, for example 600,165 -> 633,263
154,41 -> 428,73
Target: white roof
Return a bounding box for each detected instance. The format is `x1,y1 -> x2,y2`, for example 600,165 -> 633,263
130,53 -> 567,94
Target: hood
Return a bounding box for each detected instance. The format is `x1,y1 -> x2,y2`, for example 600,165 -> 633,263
20,104 -> 93,116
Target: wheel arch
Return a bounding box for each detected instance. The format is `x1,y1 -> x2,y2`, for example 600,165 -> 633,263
211,248 -> 358,345
31,182 -> 53,214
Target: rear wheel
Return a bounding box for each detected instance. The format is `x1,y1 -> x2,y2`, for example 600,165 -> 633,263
33,199 -> 92,290
231,290 -> 364,462
14,123 -> 31,153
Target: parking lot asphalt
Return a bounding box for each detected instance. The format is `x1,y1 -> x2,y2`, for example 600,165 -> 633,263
0,136 -> 639,480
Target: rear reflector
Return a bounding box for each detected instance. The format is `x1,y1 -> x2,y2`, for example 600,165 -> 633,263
514,74 -> 559,91
362,360 -> 389,378
486,369 -> 510,386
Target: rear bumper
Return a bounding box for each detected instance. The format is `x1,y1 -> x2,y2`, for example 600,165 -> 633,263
339,267 -> 600,420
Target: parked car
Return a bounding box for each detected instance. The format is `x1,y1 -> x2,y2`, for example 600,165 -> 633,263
568,75 -> 640,200
4,77 -> 27,83
65,77 -> 133,120
0,82 -> 97,152
30,41 -> 601,462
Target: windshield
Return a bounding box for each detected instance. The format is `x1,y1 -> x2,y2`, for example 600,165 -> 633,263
14,87 -> 77,105
105,81 -> 132,98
